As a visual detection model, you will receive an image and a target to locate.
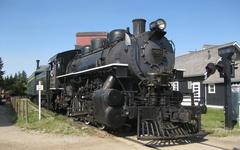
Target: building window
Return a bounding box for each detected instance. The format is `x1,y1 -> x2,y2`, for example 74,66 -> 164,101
188,81 -> 192,89
208,84 -> 215,93
171,81 -> 179,91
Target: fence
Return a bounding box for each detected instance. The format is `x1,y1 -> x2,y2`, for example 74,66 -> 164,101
11,97 -> 29,123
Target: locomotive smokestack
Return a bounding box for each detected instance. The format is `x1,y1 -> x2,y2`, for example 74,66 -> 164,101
36,60 -> 40,69
132,19 -> 146,36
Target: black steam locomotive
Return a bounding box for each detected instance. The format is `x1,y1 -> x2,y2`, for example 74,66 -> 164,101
27,18 -> 206,140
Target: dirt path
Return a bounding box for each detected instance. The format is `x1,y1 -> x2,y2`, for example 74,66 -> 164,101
1,105 -> 240,150
0,105 -> 149,150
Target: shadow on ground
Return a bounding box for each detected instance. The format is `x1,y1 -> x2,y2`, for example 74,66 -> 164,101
0,104 -> 17,127
110,126 -> 208,149
144,137 -> 207,148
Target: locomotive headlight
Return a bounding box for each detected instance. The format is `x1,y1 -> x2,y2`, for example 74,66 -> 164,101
156,19 -> 166,30
149,18 -> 167,31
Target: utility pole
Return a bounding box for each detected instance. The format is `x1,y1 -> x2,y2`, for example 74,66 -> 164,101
222,57 -> 233,129
218,46 -> 235,129
205,45 -> 237,129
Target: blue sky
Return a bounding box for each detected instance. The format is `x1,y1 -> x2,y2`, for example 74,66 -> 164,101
0,0 -> 239,76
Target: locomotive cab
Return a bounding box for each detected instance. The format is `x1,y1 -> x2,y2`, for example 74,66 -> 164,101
48,50 -> 80,89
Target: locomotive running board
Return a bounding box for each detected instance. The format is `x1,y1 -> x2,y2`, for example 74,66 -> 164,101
137,106 -> 206,140
56,63 -> 128,78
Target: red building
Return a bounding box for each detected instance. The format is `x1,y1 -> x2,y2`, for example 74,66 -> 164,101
75,32 -> 107,49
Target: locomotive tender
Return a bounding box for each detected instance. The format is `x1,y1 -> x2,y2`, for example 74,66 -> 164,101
27,18 -> 206,140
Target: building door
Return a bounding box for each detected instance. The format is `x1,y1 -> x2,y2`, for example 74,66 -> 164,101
192,82 -> 201,101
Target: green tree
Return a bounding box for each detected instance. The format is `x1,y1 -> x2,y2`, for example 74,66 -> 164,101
0,57 -> 4,79
0,57 -> 4,89
3,70 -> 28,96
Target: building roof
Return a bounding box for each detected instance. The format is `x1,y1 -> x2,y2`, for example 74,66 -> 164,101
76,32 -> 107,37
175,41 -> 240,84
76,32 -> 108,47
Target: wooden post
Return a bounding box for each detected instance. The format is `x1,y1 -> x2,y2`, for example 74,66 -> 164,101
16,99 -> 17,112
19,100 -> 21,118
36,81 -> 43,121
16,100 -> 19,116
21,99 -> 24,119
14,98 -> 16,111
25,100 -> 28,124
39,89 -> 41,120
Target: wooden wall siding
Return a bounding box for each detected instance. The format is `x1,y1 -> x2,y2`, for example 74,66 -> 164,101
206,83 -> 225,106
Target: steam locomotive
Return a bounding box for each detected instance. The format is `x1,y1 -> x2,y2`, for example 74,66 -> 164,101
27,18 -> 206,140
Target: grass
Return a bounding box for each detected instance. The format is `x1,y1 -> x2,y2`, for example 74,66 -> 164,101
9,99 -> 98,136
202,108 -> 240,137
7,99 -> 240,137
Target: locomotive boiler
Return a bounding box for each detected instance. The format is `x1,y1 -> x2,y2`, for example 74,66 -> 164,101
28,18 -> 206,140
